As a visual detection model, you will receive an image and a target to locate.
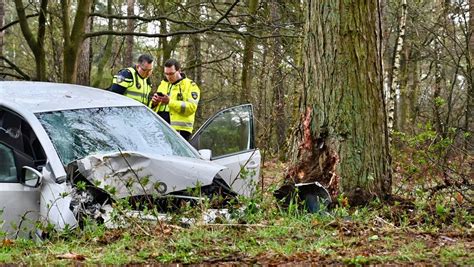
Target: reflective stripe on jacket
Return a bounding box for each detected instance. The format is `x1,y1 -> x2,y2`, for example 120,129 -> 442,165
153,77 -> 200,133
112,67 -> 152,105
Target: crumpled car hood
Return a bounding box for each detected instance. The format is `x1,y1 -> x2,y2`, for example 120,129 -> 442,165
73,151 -> 225,199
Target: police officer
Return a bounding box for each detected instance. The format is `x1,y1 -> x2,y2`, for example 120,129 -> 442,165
151,59 -> 200,141
110,54 -> 154,105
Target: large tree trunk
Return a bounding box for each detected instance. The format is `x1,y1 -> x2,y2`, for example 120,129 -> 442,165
62,0 -> 93,84
287,0 -> 391,205
125,0 -> 134,66
240,0 -> 258,103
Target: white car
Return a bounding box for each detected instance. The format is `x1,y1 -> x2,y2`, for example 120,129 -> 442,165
0,81 -> 261,238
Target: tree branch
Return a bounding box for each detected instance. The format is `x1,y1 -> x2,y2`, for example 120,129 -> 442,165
84,0 -> 240,39
182,51 -> 235,71
0,56 -> 31,80
0,14 -> 39,32
14,0 -> 39,54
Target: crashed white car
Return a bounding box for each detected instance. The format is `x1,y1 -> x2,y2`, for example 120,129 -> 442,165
0,81 -> 261,237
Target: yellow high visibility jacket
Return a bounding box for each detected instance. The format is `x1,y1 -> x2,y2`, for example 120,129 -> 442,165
112,67 -> 152,105
153,77 -> 200,133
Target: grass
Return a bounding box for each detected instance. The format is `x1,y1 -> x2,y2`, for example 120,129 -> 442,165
1,204 -> 472,265
1,157 -> 473,265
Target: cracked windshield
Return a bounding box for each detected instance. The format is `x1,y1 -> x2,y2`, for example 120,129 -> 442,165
36,106 -> 197,165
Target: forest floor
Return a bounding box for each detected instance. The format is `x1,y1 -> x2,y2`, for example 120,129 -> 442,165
0,159 -> 473,265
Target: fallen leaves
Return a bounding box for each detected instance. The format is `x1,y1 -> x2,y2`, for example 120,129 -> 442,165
455,192 -> 463,204
1,239 -> 14,247
56,253 -> 86,261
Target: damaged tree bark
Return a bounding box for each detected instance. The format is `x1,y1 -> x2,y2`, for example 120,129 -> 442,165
286,0 -> 391,205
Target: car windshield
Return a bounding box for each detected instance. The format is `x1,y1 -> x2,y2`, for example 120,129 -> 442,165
36,106 -> 198,165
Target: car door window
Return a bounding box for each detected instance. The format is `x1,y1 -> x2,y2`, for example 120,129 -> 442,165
0,108 -> 47,171
0,143 -> 17,182
191,104 -> 255,158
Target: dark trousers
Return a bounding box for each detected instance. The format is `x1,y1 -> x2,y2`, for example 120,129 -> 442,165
178,130 -> 191,141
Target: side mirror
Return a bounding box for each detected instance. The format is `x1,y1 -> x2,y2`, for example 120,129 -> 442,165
198,149 -> 212,161
21,166 -> 43,188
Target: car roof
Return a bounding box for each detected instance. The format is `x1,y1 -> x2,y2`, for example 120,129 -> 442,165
0,81 -> 142,113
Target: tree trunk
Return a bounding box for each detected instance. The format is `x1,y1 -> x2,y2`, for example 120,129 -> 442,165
125,0 -> 134,66
158,0 -> 181,70
287,0 -> 391,205
92,0 -> 114,88
269,0 -> 286,157
14,0 -> 48,81
408,48 -> 420,134
398,42 -> 409,132
185,0 -> 202,85
256,38 -> 269,151
240,0 -> 258,103
76,3 -> 94,86
466,0 -> 474,147
62,0 -> 93,84
0,0 -> 4,79
388,0 -> 408,135
433,45 -> 444,136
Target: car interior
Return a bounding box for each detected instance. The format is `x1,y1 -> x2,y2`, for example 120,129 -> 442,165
0,108 -> 47,183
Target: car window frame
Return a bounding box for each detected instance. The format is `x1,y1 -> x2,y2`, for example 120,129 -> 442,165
190,104 -> 256,160
0,142 -> 18,183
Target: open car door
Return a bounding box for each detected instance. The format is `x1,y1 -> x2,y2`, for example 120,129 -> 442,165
190,104 -> 261,196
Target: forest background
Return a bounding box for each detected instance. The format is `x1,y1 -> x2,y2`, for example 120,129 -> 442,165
0,0 -> 472,264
